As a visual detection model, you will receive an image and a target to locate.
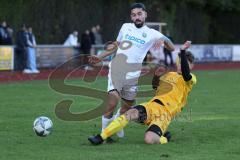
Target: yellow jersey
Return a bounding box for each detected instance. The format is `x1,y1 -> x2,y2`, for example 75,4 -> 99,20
151,71 -> 197,117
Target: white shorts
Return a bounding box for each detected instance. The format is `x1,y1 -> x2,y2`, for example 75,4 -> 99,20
107,72 -> 138,101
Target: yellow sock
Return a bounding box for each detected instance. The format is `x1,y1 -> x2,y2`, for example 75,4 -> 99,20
101,115 -> 129,140
159,136 -> 168,144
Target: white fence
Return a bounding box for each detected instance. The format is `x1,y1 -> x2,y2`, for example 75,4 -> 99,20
0,44 -> 240,70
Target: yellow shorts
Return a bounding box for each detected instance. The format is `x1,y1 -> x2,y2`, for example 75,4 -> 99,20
141,100 -> 171,133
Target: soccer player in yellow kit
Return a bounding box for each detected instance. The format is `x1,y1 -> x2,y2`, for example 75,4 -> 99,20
88,41 -> 196,145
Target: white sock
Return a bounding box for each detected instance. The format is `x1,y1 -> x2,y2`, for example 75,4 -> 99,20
101,116 -> 114,133
113,108 -> 121,119
114,108 -> 125,138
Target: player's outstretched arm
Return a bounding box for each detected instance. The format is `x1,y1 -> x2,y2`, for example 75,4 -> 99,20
180,41 -> 192,81
88,41 -> 118,64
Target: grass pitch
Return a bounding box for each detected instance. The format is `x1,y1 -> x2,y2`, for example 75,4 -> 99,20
0,70 -> 240,160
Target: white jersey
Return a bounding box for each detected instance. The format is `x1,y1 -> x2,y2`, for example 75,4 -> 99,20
112,23 -> 165,79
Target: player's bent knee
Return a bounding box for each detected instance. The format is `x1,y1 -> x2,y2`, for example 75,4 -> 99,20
144,124 -> 163,144
144,132 -> 155,144
124,109 -> 139,121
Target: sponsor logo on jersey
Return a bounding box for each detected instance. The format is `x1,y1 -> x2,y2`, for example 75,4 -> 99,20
125,34 -> 145,44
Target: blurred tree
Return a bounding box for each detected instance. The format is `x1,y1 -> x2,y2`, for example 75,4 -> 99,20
0,0 -> 239,43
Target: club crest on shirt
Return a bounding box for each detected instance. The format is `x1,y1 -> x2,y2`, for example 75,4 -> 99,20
142,32 -> 147,38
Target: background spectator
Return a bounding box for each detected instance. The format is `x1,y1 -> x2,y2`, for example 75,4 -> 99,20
0,21 -> 13,45
80,29 -> 92,55
0,21 -> 7,45
4,25 -> 14,45
89,26 -> 96,45
23,27 -> 39,73
14,24 -> 28,71
81,29 -> 93,70
63,31 -> 79,46
94,25 -> 103,45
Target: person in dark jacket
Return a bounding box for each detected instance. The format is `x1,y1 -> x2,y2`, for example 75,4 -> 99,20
81,30 -> 92,55
14,24 -> 28,71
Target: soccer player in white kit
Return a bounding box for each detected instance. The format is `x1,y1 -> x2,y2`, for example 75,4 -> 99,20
89,3 -> 175,140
